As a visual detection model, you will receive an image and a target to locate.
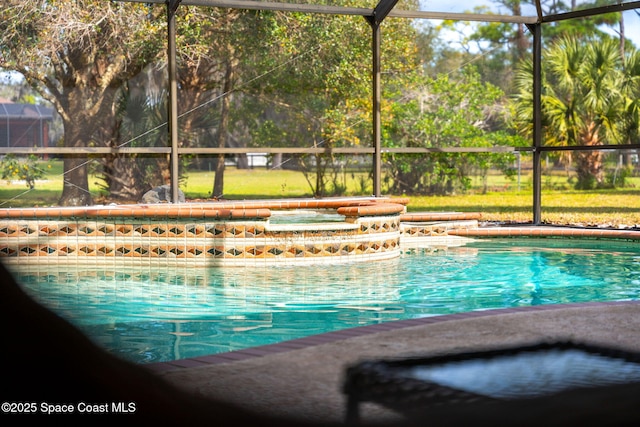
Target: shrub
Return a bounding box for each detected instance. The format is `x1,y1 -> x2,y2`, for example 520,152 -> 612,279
0,154 -> 47,189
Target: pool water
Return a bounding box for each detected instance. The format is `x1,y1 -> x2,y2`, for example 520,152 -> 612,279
268,210 -> 344,223
10,239 -> 640,364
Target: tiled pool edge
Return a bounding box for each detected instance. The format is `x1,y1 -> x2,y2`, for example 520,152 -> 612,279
145,300 -> 640,373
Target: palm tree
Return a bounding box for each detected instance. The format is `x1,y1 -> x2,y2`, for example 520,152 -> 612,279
513,36 -> 640,189
96,83 -> 171,202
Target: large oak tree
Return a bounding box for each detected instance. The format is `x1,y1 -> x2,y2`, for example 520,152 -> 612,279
1,0 -> 164,205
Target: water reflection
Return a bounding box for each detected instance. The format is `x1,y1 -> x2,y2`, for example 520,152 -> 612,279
10,259 -> 406,362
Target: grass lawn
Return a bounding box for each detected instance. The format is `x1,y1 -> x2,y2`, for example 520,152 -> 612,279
406,191 -> 640,226
1,160 -> 638,226
184,167 -> 320,199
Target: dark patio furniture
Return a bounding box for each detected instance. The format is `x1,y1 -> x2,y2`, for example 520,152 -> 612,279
342,341 -> 640,424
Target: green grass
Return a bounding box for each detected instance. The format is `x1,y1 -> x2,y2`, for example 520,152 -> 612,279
405,190 -> 640,226
184,168 -> 322,199
1,160 -> 639,226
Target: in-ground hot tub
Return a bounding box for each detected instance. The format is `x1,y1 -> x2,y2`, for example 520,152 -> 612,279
0,197 -> 411,266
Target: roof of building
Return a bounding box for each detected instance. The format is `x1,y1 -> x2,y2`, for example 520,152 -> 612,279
0,102 -> 54,120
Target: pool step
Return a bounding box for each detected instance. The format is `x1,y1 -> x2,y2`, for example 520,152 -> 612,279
399,212 -> 481,248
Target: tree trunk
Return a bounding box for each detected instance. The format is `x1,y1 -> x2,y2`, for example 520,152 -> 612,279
212,60 -> 235,198
272,153 -> 283,169
58,119 -> 93,206
574,150 -> 605,189
59,157 -> 93,206
512,1 -> 529,60
236,154 -> 249,169
574,122 -> 605,189
619,3 -> 625,59
315,154 -> 323,197
102,154 -> 150,202
213,155 -> 225,198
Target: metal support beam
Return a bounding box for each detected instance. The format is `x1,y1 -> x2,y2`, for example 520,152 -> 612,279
121,0 -> 540,24
366,0 -> 399,197
387,9 -> 537,24
120,0 -> 372,16
168,0 -> 181,203
528,22 -> 542,225
373,0 -> 400,25
371,19 -> 382,197
543,1 -> 640,23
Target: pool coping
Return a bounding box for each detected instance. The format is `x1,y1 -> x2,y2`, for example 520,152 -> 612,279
144,224 -> 640,373
0,196 -> 411,219
449,224 -> 640,240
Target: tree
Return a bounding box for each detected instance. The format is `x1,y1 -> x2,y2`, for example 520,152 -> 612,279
541,0 -> 624,45
238,11 -> 374,197
242,7 -> 420,197
96,76 -> 170,202
513,36 -> 640,189
170,6 -> 250,199
439,1 -> 630,93
383,68 -> 525,195
438,1 -> 530,92
0,1 -> 164,205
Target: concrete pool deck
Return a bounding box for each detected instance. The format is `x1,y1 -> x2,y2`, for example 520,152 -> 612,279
152,301 -> 640,425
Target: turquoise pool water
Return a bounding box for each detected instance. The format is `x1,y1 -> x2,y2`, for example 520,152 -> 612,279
10,238 -> 640,364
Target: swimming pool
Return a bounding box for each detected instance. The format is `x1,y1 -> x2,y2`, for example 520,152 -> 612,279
10,238 -> 640,364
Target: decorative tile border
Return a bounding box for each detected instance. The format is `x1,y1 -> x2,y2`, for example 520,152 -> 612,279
0,227 -> 401,266
0,221 -> 268,239
401,220 -> 479,238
